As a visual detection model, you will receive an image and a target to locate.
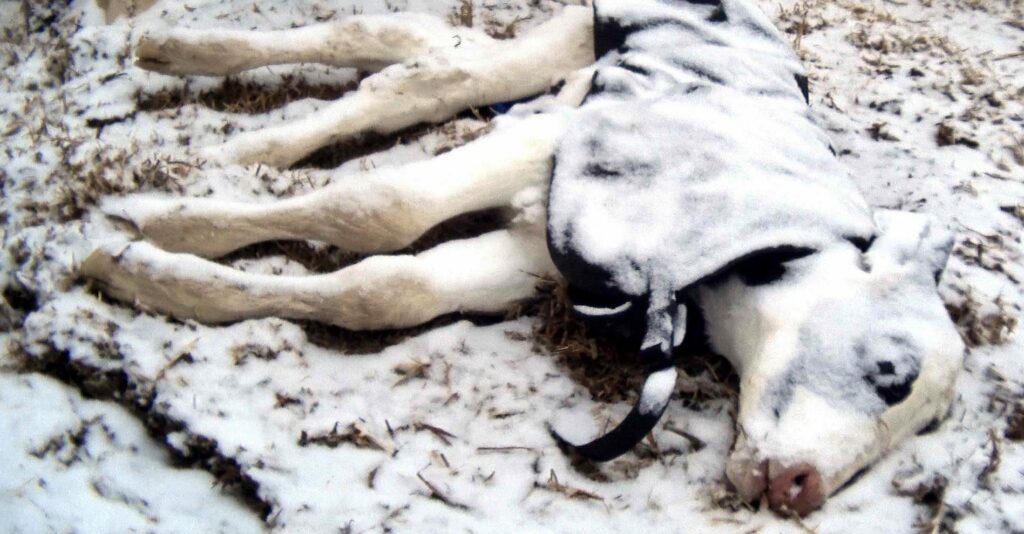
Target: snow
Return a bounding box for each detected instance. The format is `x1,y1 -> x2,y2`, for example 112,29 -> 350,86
639,367 -> 678,415
0,371 -> 264,533
1,0 -> 1022,532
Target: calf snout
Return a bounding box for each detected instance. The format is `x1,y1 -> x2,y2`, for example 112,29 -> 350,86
766,461 -> 825,516
727,458 -> 826,516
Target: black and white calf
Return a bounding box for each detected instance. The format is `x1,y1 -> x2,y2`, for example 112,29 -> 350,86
84,0 -> 964,516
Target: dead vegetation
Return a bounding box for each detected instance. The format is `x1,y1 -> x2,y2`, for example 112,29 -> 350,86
298,421 -> 396,455
515,278 -> 738,404
946,291 -> 1018,347
776,0 -> 1024,173
1006,404 -> 1024,442
17,341 -> 273,521
138,76 -> 356,115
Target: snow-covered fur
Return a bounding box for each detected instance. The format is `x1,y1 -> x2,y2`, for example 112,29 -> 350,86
543,0 -> 964,514
695,210 -> 963,514
81,0 -> 965,517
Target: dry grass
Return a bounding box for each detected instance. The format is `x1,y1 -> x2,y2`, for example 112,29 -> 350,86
513,279 -> 649,402
138,76 -> 356,115
946,291 -> 1019,347
1006,404 -> 1024,442
447,0 -> 474,28
515,278 -> 738,404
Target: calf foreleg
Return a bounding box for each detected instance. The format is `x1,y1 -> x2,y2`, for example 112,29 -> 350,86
103,113 -> 566,258
136,13 -> 492,76
200,6 -> 593,167
81,225 -> 554,330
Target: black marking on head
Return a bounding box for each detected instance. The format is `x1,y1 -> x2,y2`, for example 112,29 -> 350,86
761,325 -> 925,420
867,369 -> 919,406
848,235 -> 875,253
795,74 -> 810,103
863,336 -> 922,406
729,246 -> 816,286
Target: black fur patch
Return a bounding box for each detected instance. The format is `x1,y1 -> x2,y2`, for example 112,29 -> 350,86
868,370 -> 918,406
730,246 -> 816,286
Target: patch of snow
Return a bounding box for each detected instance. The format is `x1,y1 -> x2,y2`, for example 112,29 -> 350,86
0,371 -> 264,533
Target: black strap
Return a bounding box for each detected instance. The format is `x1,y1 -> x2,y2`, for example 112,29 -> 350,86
552,364 -> 677,462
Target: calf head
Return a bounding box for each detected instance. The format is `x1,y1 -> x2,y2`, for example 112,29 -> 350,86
694,209 -> 964,514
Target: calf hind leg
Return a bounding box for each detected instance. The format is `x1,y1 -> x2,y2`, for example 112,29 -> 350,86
196,7 -> 593,167
136,13 -> 493,76
81,226 -> 555,330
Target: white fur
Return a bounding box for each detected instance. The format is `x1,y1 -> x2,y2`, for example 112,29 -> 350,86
695,215 -> 963,499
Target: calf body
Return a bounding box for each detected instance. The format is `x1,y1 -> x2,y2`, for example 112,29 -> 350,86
85,0 -> 964,516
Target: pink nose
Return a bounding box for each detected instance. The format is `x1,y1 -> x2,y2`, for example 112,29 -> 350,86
766,462 -> 825,516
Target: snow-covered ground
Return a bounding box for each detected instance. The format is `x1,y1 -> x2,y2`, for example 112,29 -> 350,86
1,0 -> 1021,532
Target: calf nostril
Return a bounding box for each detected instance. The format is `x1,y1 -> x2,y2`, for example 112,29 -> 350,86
767,463 -> 825,516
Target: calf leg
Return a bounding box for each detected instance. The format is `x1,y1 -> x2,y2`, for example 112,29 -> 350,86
198,6 -> 593,167
104,113 -> 567,258
136,13 -> 492,76
81,225 -> 555,330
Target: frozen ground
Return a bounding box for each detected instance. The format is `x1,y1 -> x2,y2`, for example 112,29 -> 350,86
1,0 -> 1022,532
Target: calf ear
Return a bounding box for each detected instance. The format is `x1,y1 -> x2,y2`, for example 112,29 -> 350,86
865,210 -> 956,283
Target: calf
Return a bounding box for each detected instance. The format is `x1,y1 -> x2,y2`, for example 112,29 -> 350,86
84,0 -> 964,516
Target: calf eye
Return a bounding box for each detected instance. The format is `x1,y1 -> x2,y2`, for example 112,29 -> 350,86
866,361 -> 919,406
